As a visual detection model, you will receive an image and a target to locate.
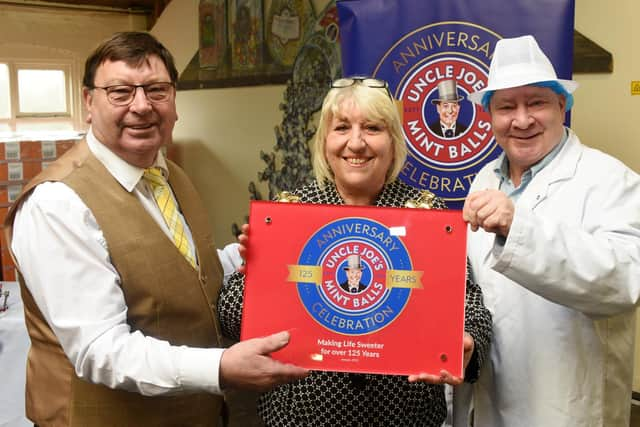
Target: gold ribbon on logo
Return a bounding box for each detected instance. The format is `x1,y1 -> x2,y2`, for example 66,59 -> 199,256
287,266 -> 423,289
287,265 -> 322,285
385,270 -> 423,289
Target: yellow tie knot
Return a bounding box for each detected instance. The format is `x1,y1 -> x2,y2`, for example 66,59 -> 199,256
143,167 -> 166,188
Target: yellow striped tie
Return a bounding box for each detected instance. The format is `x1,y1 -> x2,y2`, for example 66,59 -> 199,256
144,167 -> 197,268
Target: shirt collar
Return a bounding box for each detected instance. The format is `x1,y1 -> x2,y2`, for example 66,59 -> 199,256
493,127 -> 568,184
86,127 -> 168,193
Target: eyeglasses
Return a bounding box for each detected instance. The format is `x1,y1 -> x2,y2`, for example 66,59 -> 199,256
331,77 -> 393,99
91,82 -> 175,106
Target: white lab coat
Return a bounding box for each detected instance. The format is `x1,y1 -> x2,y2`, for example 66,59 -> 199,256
464,129 -> 640,427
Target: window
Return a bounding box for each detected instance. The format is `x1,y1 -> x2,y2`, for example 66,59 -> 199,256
0,64 -> 10,120
0,60 -> 77,136
18,69 -> 68,116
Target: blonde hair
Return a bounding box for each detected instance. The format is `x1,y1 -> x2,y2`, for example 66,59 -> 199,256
312,82 -> 407,187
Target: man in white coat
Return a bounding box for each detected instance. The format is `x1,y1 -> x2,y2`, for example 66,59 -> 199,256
461,35 -> 640,426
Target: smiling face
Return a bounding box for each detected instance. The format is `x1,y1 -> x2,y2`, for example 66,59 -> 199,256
83,55 -> 178,168
489,85 -> 566,184
324,99 -> 394,205
346,268 -> 363,286
436,101 -> 461,127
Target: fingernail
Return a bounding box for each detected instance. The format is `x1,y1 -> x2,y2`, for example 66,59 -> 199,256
278,331 -> 290,344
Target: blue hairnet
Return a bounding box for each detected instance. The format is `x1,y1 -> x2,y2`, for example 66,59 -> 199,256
481,80 -> 574,111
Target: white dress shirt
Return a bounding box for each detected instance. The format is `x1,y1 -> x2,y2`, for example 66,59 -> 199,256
440,123 -> 456,134
11,129 -> 241,396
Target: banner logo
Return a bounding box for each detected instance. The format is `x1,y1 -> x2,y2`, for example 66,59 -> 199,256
288,217 -> 421,335
374,22 -> 503,206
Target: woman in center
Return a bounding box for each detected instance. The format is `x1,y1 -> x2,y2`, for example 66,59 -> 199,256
219,77 -> 491,426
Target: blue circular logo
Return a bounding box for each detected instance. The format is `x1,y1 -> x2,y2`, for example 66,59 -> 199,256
296,217 -> 413,335
373,22 -> 504,207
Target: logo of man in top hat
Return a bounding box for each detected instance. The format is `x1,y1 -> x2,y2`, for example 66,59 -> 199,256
340,254 -> 367,293
428,79 -> 468,139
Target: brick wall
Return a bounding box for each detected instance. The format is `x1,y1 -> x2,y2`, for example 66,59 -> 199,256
0,138 -> 81,281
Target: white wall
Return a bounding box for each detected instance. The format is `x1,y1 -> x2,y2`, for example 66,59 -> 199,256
173,85 -> 284,243
151,0 -> 198,72
573,0 -> 639,172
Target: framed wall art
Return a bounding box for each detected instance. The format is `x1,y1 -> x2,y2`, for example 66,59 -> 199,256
178,0 -> 316,90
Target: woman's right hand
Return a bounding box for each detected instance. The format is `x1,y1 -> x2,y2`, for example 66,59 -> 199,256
237,223 -> 249,273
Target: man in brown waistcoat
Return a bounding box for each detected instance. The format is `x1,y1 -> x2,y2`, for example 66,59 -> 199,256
4,31 -> 308,427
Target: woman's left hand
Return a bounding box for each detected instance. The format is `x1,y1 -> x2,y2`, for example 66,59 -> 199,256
407,332 -> 475,385
237,223 -> 249,273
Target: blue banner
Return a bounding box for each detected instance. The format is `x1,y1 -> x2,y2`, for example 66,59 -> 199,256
337,0 -> 575,208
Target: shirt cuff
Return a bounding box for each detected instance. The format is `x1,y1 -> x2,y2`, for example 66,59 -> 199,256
176,347 -> 225,395
217,243 -> 242,277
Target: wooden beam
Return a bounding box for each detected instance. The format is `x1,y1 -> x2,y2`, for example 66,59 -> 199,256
574,30 -> 613,74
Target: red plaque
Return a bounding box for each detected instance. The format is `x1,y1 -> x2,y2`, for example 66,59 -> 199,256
240,200 -> 467,377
